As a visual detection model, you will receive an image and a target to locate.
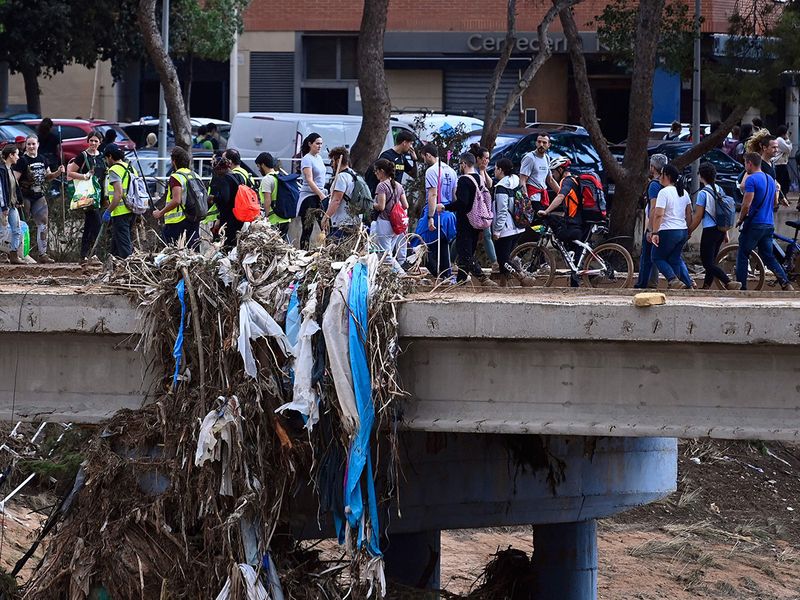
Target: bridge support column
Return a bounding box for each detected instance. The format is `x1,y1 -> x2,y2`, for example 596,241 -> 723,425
532,520 -> 597,600
383,529 -> 441,595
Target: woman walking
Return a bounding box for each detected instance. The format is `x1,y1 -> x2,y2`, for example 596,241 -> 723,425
0,145 -> 24,263
67,131 -> 104,263
651,164 -> 694,289
470,142 -> 498,271
297,132 -> 326,249
492,159 -> 533,286
688,162 -> 741,290
370,158 -> 408,273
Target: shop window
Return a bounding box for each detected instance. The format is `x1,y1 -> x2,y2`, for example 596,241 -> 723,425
304,36 -> 358,80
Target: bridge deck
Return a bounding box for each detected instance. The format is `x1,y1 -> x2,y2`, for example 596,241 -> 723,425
1,285 -> 798,439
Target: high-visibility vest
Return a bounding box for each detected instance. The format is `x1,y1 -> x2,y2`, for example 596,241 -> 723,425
105,162 -> 134,217
164,168 -> 192,225
231,165 -> 255,188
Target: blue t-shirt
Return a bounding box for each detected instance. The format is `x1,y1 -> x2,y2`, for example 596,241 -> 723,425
645,180 -> 662,221
696,184 -> 722,229
744,172 -> 775,226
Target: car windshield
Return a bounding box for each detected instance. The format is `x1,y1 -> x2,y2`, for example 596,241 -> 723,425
572,136 -> 601,166
703,149 -> 740,172
0,123 -> 34,140
96,124 -> 133,144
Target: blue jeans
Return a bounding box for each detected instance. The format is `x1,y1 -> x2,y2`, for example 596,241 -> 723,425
635,236 -> 660,288
652,229 -> 692,286
736,224 -> 788,289
483,227 -> 497,264
4,207 -> 22,252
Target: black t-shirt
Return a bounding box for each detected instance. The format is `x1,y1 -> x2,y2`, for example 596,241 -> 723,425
209,171 -> 241,222
761,161 -> 777,181
13,153 -> 49,200
72,150 -> 106,181
365,148 -> 416,193
38,132 -> 60,169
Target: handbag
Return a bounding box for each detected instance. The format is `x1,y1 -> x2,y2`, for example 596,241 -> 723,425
70,177 -> 100,211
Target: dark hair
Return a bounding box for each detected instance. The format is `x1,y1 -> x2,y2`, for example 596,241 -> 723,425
776,124 -> 788,137
86,130 -> 102,143
171,146 -> 190,169
459,151 -> 476,167
103,144 -> 125,161
37,118 -> 53,136
469,143 -> 489,159
301,132 -> 321,156
207,123 -> 218,133
758,134 -> 776,151
421,143 -> 439,159
698,161 -> 716,184
661,164 -> 685,195
739,123 -> 753,142
102,129 -> 117,144
374,158 -> 395,178
255,152 -> 276,168
197,124 -> 207,136
752,117 -> 763,128
395,130 -> 415,145
328,146 -> 349,167
731,125 -> 741,138
212,152 -> 231,173
496,158 -> 514,176
671,120 -> 681,132
1,145 -> 19,160
744,152 -> 762,167
223,148 -> 241,165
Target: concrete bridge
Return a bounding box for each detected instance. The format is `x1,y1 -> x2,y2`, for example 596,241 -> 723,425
0,285 -> 798,598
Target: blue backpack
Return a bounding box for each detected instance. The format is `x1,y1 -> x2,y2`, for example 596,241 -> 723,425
704,184 -> 736,232
271,173 -> 301,220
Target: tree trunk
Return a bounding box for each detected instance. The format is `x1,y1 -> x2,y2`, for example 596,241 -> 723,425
349,0 -> 391,174
137,0 -> 192,150
481,0 -> 517,150
561,0 -> 664,239
21,66 -> 41,116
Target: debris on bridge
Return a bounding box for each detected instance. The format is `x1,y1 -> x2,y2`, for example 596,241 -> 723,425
23,222 -> 408,599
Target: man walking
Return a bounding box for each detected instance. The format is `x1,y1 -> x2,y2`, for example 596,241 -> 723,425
519,133 -> 559,211
256,152 -> 291,237
736,152 -> 792,290
102,144 -> 136,259
152,147 -> 200,248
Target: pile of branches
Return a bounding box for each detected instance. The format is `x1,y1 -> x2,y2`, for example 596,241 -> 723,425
23,221 -> 408,599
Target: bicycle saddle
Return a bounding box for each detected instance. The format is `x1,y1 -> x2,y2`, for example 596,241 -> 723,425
786,220 -> 800,230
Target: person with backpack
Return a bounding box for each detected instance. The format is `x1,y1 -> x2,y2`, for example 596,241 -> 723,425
297,133 -> 327,249
256,152 -> 292,236
67,131 -> 104,265
370,158 -> 408,273
193,125 -> 214,150
537,156 -> 584,280
102,144 -> 136,258
321,147 -> 365,240
152,147 -> 200,248
736,152 -> 793,290
650,164 -> 694,290
470,142 -> 499,272
443,151 -> 497,287
208,154 -> 244,250
414,143 -> 457,279
364,129 -> 417,194
492,158 -> 533,287
688,162 -> 741,290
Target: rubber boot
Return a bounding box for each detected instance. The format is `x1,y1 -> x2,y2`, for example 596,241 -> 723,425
8,251 -> 22,264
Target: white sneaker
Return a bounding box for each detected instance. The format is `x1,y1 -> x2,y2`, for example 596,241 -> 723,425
21,255 -> 37,264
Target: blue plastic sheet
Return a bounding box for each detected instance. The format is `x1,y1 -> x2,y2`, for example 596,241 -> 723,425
343,261 -> 382,557
172,278 -> 187,389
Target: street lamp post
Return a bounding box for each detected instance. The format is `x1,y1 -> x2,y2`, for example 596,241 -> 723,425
690,0 -> 701,193
157,0 -> 170,179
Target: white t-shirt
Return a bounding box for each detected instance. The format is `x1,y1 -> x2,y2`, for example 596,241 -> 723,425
330,169 -> 359,228
259,173 -> 275,203
424,161 -> 458,204
655,185 -> 691,231
298,153 -> 326,211
520,152 -> 550,189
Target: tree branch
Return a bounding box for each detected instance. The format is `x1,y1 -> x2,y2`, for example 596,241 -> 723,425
482,0 -> 517,134
560,5 -> 625,183
671,105 -> 749,169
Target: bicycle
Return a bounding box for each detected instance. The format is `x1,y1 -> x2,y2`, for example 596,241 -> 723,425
509,220 -> 634,288
714,219 -> 800,290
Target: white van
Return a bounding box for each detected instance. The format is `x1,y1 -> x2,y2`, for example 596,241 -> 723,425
227,112 -> 415,171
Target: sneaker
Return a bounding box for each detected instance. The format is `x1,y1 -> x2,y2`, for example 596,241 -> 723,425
36,254 -> 55,264
781,281 -> 794,291
7,252 -> 22,265
725,281 -> 742,291
479,276 -> 499,288
667,278 -> 685,289
21,255 -> 36,264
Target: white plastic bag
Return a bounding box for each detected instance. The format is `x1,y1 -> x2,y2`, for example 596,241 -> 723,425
237,281 -> 292,378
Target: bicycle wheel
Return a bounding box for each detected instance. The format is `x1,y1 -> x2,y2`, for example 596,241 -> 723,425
508,242 -> 557,287
714,244 -> 765,290
580,242 -> 634,288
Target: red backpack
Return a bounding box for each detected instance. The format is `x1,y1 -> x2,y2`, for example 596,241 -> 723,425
573,173 -> 607,220
386,183 -> 408,234
233,184 -> 261,222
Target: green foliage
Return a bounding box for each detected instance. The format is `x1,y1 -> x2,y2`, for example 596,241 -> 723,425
594,0 -> 698,75
171,0 -> 250,62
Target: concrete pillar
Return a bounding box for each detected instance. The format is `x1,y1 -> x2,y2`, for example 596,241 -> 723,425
787,86 -> 799,147
532,520 -> 597,600
383,529 -> 441,595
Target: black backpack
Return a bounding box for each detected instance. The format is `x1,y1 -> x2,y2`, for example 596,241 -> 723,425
182,171 -> 209,222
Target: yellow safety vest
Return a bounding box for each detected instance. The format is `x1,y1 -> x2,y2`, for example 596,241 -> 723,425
106,162 -> 134,217
165,168 -> 192,225
203,182 -> 219,224
231,165 -> 254,188
263,173 -> 291,225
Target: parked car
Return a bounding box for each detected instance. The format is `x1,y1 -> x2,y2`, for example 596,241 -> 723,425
227,112 -> 415,172
0,121 -> 36,150
122,117 -> 231,150
648,123 -> 711,142
482,124 -> 606,184
23,119 -> 136,163
607,141 -> 743,203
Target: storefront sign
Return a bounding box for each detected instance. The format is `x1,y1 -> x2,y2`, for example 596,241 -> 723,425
467,33 -> 572,53
383,31 -> 601,55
